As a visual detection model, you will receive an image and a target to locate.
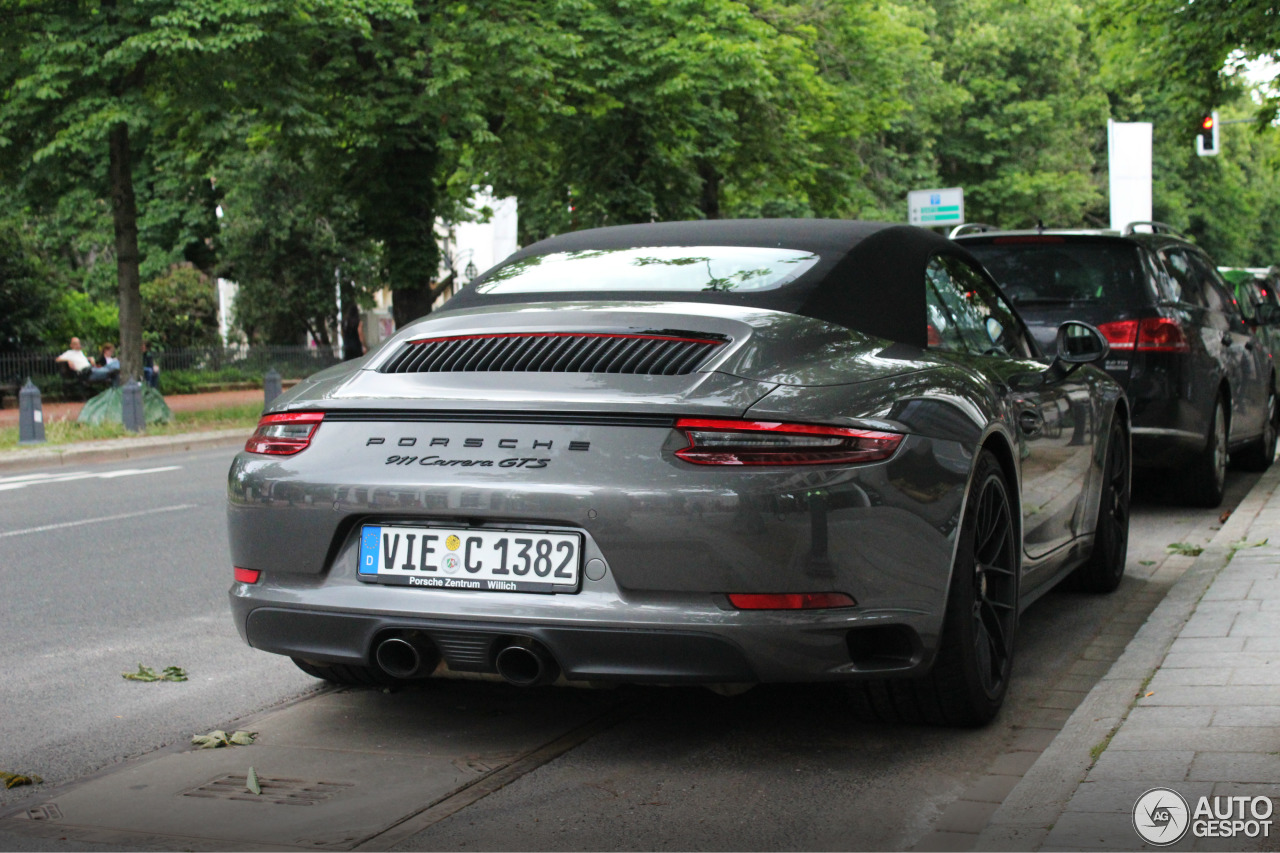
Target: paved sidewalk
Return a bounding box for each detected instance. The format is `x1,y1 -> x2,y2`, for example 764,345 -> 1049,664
974,462 -> 1280,852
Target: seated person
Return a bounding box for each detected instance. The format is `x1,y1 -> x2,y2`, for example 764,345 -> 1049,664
90,343 -> 120,384
142,340 -> 160,389
55,337 -> 93,375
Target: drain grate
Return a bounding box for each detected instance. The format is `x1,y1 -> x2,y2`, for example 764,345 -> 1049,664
182,775 -> 354,806
12,804 -> 62,821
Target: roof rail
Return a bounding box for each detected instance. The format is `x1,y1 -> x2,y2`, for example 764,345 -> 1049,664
948,223 -> 999,238
1122,221 -> 1189,240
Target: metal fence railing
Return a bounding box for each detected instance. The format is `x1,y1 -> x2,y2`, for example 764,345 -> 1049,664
0,345 -> 341,386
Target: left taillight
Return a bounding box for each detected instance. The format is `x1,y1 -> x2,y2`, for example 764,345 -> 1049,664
674,418 -> 903,466
244,412 -> 324,456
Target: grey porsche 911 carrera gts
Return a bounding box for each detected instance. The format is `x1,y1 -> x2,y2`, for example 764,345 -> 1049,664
227,219 -> 1130,726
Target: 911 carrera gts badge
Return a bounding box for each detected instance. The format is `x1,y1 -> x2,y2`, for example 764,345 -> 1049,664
384,455 -> 550,469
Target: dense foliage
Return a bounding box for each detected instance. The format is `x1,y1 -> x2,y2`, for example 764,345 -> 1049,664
1,0 -> 1276,351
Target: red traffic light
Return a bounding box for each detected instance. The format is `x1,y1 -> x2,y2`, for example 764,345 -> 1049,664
1201,114 -> 1215,131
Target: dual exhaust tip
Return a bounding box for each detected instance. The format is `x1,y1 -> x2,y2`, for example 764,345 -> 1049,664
373,633 -> 560,687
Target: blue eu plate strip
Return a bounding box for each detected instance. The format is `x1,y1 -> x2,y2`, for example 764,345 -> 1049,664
359,526 -> 381,575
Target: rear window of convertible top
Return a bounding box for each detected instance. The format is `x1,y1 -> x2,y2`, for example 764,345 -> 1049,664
474,246 -> 821,295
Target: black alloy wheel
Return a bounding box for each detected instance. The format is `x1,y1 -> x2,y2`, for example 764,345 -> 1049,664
1074,419 -> 1131,593
849,449 -> 1018,726
964,453 -> 1019,703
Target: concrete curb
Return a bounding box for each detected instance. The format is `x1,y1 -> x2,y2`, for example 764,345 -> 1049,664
975,464 -> 1280,850
0,429 -> 250,474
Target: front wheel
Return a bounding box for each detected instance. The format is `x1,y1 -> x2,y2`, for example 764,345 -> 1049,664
849,449 -> 1018,726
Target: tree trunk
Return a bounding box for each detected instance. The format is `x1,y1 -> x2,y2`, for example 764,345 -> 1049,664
340,279 -> 364,360
356,139 -> 441,330
697,160 -> 721,220
109,121 -> 143,385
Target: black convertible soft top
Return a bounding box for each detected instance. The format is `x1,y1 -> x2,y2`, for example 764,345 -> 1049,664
443,219 -> 980,349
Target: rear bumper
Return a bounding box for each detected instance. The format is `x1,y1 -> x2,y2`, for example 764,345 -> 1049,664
232,593 -> 937,684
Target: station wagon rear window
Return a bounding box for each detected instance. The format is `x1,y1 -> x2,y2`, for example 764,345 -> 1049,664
474,246 -> 820,295
965,241 -> 1148,307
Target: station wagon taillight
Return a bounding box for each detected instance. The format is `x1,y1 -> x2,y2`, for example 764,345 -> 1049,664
674,418 -> 902,466
245,412 -> 324,455
1097,318 -> 1190,353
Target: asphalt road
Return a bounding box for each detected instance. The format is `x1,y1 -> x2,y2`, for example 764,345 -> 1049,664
0,448 -> 1263,849
0,447 -> 318,816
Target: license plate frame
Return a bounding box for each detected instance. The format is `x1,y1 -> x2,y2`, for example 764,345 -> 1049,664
357,524 -> 582,593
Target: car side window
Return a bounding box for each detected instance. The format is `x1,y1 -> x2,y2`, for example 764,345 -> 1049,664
939,256 -> 1036,359
925,258 -> 994,354
924,262 -> 971,352
1161,250 -> 1207,308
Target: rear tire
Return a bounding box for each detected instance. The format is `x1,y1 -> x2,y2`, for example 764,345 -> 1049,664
1233,384 -> 1276,473
292,657 -> 399,687
849,450 -> 1018,727
1073,419 -> 1130,593
1182,394 -> 1228,508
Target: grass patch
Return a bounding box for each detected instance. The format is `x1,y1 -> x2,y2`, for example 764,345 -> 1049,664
1089,724 -> 1120,767
0,402 -> 261,451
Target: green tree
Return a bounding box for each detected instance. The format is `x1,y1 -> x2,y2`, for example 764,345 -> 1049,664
0,222 -> 53,350
140,265 -> 220,348
0,0 -> 403,379
219,152 -> 380,347
929,0 -> 1110,227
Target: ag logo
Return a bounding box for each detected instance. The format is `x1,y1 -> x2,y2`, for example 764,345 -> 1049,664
1133,787 -> 1190,845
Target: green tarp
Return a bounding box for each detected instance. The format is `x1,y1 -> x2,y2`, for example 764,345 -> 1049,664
76,386 -> 173,426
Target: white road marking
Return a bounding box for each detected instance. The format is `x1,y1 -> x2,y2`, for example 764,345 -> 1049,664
0,465 -> 182,491
0,504 -> 199,538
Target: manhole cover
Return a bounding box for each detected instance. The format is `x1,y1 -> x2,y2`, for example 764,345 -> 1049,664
182,775 -> 354,806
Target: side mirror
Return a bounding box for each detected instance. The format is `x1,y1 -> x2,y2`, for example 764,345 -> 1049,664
1055,321 -> 1110,365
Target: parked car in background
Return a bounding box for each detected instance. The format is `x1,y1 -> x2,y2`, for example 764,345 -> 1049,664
227,219 -> 1132,727
1220,268 -> 1280,368
955,223 -> 1275,508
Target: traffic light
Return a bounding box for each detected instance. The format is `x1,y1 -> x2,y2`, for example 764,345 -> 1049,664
1197,110 -> 1220,156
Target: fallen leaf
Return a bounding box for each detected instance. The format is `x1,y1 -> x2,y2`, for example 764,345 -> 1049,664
1145,691 -> 1154,697
0,772 -> 42,789
246,766 -> 261,795
1220,510 -> 1232,523
192,730 -> 257,749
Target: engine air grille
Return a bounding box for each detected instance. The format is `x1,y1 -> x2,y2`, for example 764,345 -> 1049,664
380,332 -> 727,376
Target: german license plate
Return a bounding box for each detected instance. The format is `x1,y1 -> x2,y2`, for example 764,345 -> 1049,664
358,525 -> 581,593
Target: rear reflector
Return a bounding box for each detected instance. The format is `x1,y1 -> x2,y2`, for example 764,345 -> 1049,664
674,418 -> 902,466
245,412 -> 324,455
234,567 -> 261,584
728,593 -> 856,610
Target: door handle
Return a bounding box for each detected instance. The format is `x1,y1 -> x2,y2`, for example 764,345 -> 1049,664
1018,409 -> 1044,436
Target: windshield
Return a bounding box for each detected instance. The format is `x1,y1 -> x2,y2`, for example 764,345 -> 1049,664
474,246 -> 821,295
965,239 -> 1148,307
